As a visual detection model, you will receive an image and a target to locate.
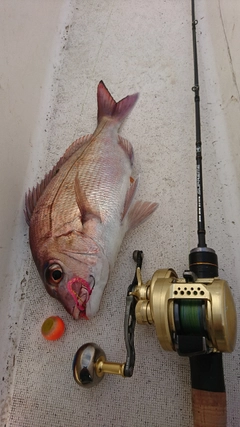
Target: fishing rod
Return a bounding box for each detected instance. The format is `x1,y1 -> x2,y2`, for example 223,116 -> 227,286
72,1 -> 237,426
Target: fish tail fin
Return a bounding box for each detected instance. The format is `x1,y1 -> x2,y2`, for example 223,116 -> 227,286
97,80 -> 139,124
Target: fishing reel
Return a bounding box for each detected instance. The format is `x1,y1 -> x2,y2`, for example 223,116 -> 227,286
73,250 -> 237,387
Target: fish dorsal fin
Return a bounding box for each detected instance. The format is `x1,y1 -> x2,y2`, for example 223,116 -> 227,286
61,134 -> 92,162
127,200 -> 159,230
24,134 -> 92,225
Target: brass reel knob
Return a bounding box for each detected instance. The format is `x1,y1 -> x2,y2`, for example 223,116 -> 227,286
73,343 -> 125,388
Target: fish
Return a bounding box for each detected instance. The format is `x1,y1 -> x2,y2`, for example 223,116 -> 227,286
25,81 -> 158,320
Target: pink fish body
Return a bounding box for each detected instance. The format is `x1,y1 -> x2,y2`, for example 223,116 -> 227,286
25,81 -> 158,320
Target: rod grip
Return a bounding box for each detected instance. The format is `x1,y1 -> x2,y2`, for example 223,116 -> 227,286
190,353 -> 226,427
191,389 -> 226,427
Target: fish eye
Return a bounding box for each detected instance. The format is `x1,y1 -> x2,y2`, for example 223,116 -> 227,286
46,264 -> 63,286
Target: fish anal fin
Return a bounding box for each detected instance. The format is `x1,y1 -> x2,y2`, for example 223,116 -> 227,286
121,178 -> 139,222
118,136 -> 134,165
24,134 -> 92,225
74,176 -> 101,223
127,200 -> 159,230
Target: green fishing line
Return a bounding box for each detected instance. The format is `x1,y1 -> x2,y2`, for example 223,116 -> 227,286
179,300 -> 204,335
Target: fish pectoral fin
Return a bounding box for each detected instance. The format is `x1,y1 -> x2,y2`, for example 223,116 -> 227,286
74,176 -> 102,223
121,178 -> 139,222
60,231 -> 100,255
127,200 -> 159,230
118,136 -> 134,165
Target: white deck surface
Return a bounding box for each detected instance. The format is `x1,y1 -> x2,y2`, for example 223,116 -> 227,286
1,1 -> 240,426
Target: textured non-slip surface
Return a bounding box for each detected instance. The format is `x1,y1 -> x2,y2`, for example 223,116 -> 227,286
2,1 -> 240,426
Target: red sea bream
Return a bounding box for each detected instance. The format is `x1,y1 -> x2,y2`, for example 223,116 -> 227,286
25,81 -> 158,320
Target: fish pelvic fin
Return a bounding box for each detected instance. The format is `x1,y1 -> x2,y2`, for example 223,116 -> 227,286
97,81 -> 139,125
24,134 -> 92,225
121,178 -> 139,222
127,200 -> 159,230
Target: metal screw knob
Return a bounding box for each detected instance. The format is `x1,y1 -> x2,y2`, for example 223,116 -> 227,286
73,342 -> 106,388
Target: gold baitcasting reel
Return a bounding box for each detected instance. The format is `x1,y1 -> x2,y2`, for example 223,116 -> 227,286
73,250 -> 237,387
133,264 -> 236,355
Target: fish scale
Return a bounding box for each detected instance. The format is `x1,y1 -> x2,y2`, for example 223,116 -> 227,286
75,129 -> 131,223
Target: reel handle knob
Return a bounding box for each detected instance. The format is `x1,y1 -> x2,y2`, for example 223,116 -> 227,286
73,343 -> 126,387
73,343 -> 106,388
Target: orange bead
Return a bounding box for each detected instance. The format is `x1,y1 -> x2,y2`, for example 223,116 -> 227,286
41,316 -> 65,341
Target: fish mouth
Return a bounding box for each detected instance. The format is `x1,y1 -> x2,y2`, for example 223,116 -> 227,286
67,276 -> 94,320
72,305 -> 88,320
